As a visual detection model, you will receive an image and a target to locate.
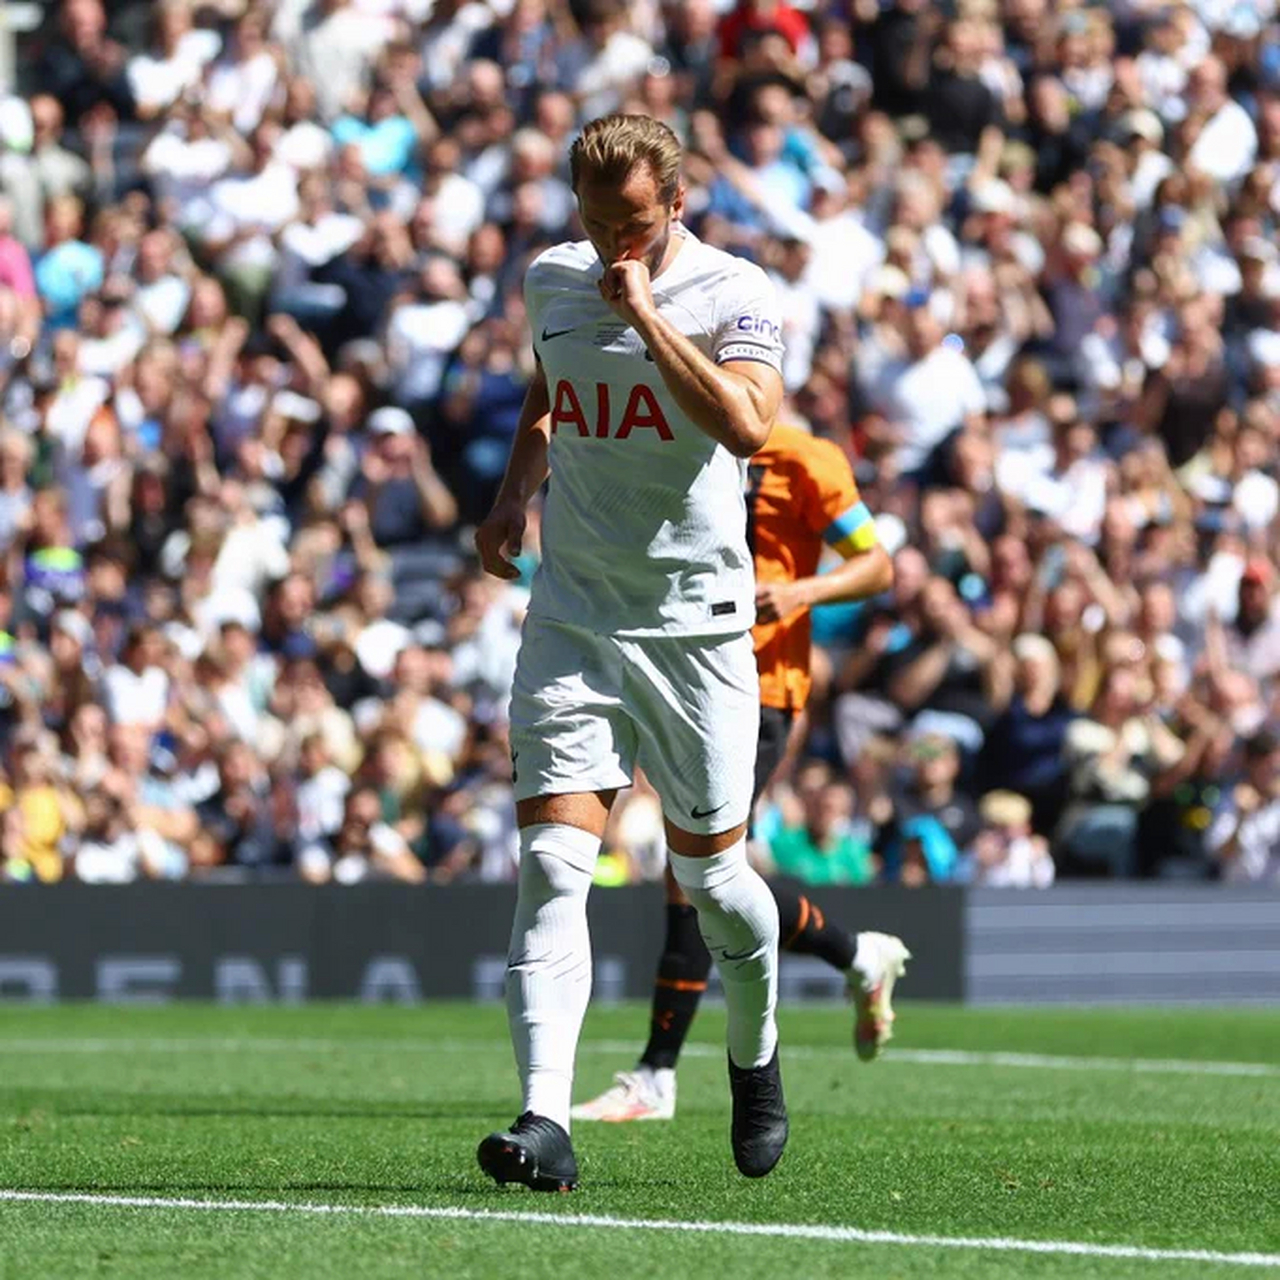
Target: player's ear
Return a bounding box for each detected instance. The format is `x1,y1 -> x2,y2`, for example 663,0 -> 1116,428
671,182 -> 686,224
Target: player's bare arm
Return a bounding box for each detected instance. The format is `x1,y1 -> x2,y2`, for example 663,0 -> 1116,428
756,544 -> 895,624
475,360 -> 551,580
599,258 -> 783,458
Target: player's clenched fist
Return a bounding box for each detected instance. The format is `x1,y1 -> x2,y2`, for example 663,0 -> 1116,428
755,581 -> 809,624
476,500 -> 527,580
598,258 -> 657,327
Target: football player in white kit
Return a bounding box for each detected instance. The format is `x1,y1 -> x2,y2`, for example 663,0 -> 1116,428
475,114 -> 788,1191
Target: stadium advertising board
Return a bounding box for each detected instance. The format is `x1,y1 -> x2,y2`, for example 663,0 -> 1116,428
0,883 -> 964,1003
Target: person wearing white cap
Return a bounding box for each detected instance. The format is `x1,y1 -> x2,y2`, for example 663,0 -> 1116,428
350,406 -> 457,548
1120,109 -> 1174,211
365,405 -> 413,437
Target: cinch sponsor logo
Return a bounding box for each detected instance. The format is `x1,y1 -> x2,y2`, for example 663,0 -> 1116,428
550,379 -> 674,441
736,314 -> 782,339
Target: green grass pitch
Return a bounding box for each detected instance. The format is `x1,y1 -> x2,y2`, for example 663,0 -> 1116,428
0,1001 -> 1277,1279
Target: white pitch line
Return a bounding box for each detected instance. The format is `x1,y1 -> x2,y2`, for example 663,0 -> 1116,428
590,1042 -> 1280,1079
877,1048 -> 1280,1079
0,1190 -> 1276,1270
0,1037 -> 1276,1080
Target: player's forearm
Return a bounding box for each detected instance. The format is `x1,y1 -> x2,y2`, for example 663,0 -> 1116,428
632,311 -> 774,457
494,377 -> 552,508
795,546 -> 893,610
414,464 -> 459,528
494,426 -> 550,509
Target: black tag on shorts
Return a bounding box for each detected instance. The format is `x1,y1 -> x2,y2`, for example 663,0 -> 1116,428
711,601 -> 736,617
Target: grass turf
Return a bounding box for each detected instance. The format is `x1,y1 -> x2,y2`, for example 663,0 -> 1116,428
0,1002 -> 1277,1279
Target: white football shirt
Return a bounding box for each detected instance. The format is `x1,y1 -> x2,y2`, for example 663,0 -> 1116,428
524,230 -> 784,638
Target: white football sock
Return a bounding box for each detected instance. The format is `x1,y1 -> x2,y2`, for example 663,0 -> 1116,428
506,823 -> 600,1132
668,839 -> 778,1069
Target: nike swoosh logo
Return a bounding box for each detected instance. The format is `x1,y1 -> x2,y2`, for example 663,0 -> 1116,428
690,803 -> 728,821
718,947 -> 757,963
541,326 -> 574,342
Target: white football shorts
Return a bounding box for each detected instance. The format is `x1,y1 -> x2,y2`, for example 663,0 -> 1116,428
508,616 -> 760,834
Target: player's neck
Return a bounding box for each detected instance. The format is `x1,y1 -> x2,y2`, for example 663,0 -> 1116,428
652,224 -> 688,280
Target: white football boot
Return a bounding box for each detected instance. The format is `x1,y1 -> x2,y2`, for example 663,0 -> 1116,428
848,931 -> 912,1061
570,1067 -> 676,1122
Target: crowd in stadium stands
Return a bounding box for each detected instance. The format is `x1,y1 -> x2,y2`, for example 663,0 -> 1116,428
0,0 -> 1279,887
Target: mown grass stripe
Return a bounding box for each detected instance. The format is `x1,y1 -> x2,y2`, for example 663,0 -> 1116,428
0,1038 -> 1276,1080
0,1190 -> 1277,1269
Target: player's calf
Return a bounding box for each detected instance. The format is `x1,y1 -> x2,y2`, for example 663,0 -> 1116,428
640,902 -> 713,1070
667,839 -> 780,1073
775,885 -> 856,971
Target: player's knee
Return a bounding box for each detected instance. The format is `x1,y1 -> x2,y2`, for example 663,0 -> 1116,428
518,822 -> 600,898
521,849 -> 588,899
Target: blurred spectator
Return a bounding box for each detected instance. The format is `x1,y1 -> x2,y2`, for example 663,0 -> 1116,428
36,0 -> 136,128
970,790 -> 1055,887
1207,729 -> 1280,883
286,0 -> 395,124
100,721 -> 196,879
885,575 -> 1001,752
1056,665 -> 1182,876
768,780 -> 875,886
0,729 -> 80,883
293,731 -> 349,847
126,0 -> 220,122
205,12 -> 279,137
194,738 -> 280,869
35,196 -> 103,330
3,96 -> 93,251
348,407 -> 458,547
879,733 -> 981,883
1185,57 -> 1257,189
860,293 -> 987,479
556,0 -> 654,121
1221,560 -> 1280,681
981,634 -> 1076,834
101,622 -> 168,729
297,784 -> 425,884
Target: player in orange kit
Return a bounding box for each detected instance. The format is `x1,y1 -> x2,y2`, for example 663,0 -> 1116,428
573,422 -> 911,1122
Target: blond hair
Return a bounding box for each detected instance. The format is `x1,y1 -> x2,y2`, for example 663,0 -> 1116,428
569,114 -> 682,205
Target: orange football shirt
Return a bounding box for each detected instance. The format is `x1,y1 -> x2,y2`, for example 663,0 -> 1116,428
749,425 -> 876,712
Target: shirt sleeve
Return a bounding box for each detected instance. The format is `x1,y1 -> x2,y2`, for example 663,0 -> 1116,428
523,258 -> 548,359
712,262 -> 785,371
800,436 -> 878,556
